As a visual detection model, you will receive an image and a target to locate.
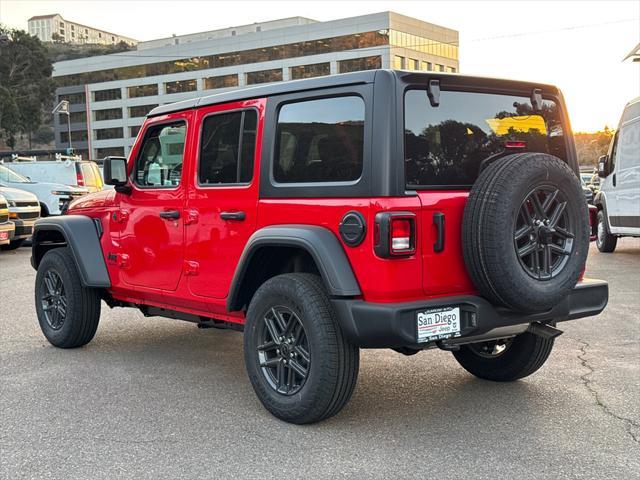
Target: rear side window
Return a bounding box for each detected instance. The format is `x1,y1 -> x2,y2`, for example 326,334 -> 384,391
404,90 -> 566,188
198,110 -> 257,185
274,96 -> 364,183
80,163 -> 101,188
134,122 -> 186,188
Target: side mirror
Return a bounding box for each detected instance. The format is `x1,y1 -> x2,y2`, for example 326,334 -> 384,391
597,155 -> 608,178
103,156 -> 130,193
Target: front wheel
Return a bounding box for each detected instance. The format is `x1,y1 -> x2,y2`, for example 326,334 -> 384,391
243,273 -> 359,424
452,331 -> 554,382
596,210 -> 617,253
35,248 -> 101,348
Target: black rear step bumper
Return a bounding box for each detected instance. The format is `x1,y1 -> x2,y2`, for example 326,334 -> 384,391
332,279 -> 608,349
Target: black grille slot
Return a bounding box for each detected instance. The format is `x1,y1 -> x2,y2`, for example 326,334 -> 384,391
0,214 -> 8,223
17,211 -> 39,220
16,201 -> 39,207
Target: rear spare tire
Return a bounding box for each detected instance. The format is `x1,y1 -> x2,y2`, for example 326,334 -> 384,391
462,153 -> 589,312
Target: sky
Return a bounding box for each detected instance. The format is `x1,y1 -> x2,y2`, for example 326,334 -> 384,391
1,0 -> 638,132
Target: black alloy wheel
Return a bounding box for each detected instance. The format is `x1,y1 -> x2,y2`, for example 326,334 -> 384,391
257,306 -> 311,395
514,186 -> 575,280
41,270 -> 67,330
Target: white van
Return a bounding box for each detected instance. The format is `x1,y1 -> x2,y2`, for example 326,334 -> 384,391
595,97 -> 640,252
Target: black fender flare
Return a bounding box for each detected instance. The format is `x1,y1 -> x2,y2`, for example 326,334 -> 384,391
227,225 -> 361,311
31,215 -> 111,288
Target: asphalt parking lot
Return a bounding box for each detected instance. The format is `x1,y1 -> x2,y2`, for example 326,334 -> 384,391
1,240 -> 638,479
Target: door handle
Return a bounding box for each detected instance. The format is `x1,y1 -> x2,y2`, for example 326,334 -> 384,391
433,212 -> 445,253
159,210 -> 180,220
220,211 -> 246,221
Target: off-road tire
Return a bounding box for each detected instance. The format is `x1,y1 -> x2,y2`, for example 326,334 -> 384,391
244,273 -> 359,424
596,210 -> 617,252
35,248 -> 101,348
452,332 -> 555,381
462,153 -> 589,312
1,239 -> 25,250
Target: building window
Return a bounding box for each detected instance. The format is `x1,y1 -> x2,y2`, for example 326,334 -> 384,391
93,88 -> 121,102
128,104 -> 158,118
389,30 -> 459,61
338,56 -> 382,73
54,30 -> 391,87
274,96 -> 365,184
95,127 -> 124,140
164,79 -> 197,94
447,66 -> 457,73
128,84 -> 159,98
203,74 -> 239,90
69,111 -> 87,124
94,108 -> 123,121
130,125 -> 141,138
198,110 -> 257,185
246,69 -> 282,85
394,56 -> 405,69
422,61 -> 432,71
60,130 -> 88,143
96,147 -> 124,158
409,58 -> 419,70
290,62 -> 330,80
436,64 -> 445,72
58,92 -> 86,105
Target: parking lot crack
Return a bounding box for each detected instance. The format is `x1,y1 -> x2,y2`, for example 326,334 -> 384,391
576,339 -> 639,444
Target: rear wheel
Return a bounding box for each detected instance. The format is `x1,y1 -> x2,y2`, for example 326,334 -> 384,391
35,248 -> 101,348
243,273 -> 359,424
452,332 -> 555,381
596,210 -> 617,252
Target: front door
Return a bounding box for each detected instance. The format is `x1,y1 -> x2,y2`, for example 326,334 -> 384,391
184,99 -> 264,300
117,112 -> 192,291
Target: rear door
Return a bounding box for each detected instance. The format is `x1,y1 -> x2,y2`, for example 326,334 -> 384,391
184,99 -> 264,300
403,88 -> 570,296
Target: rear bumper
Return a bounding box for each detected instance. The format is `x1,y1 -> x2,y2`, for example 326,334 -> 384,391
332,279 -> 608,349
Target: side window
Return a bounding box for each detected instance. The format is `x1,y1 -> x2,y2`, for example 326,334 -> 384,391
609,131 -> 619,174
274,96 -> 365,183
134,122 -> 186,188
198,110 -> 257,185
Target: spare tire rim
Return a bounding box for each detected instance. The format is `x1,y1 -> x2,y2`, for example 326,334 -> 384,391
41,270 -> 67,330
257,306 -> 310,396
514,186 -> 574,280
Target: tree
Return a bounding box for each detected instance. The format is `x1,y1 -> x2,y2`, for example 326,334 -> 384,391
0,25 -> 55,149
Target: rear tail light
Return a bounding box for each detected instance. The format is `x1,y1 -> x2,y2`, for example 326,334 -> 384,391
505,140 -> 527,149
374,212 -> 416,258
76,170 -> 85,186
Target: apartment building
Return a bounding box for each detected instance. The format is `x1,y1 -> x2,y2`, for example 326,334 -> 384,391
28,13 -> 137,46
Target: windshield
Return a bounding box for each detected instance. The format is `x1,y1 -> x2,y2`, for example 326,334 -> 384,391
0,165 -> 30,183
404,90 -> 567,187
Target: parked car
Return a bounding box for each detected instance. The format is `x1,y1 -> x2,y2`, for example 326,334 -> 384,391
5,157 -> 104,193
580,174 -> 594,204
0,186 -> 40,250
594,96 -> 640,252
0,165 -> 88,216
31,70 -> 607,424
0,193 -> 16,247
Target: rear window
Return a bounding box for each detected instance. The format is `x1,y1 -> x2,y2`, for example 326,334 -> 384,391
274,96 -> 364,184
80,163 -> 102,188
404,90 -> 566,188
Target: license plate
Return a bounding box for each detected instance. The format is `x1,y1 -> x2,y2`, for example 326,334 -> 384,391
0,231 -> 8,241
416,306 -> 461,343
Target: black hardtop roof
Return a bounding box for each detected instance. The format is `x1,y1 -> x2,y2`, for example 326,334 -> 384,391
148,69 -> 561,117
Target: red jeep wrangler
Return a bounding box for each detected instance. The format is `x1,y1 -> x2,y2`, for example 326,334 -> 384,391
32,70 -> 608,424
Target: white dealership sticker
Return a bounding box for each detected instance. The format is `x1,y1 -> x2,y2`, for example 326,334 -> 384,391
416,306 -> 461,343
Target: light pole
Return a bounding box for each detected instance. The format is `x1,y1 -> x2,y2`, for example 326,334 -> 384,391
52,100 -> 72,150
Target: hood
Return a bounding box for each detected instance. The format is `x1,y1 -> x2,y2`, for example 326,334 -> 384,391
1,179 -> 88,194
0,186 -> 39,202
67,188 -> 117,211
